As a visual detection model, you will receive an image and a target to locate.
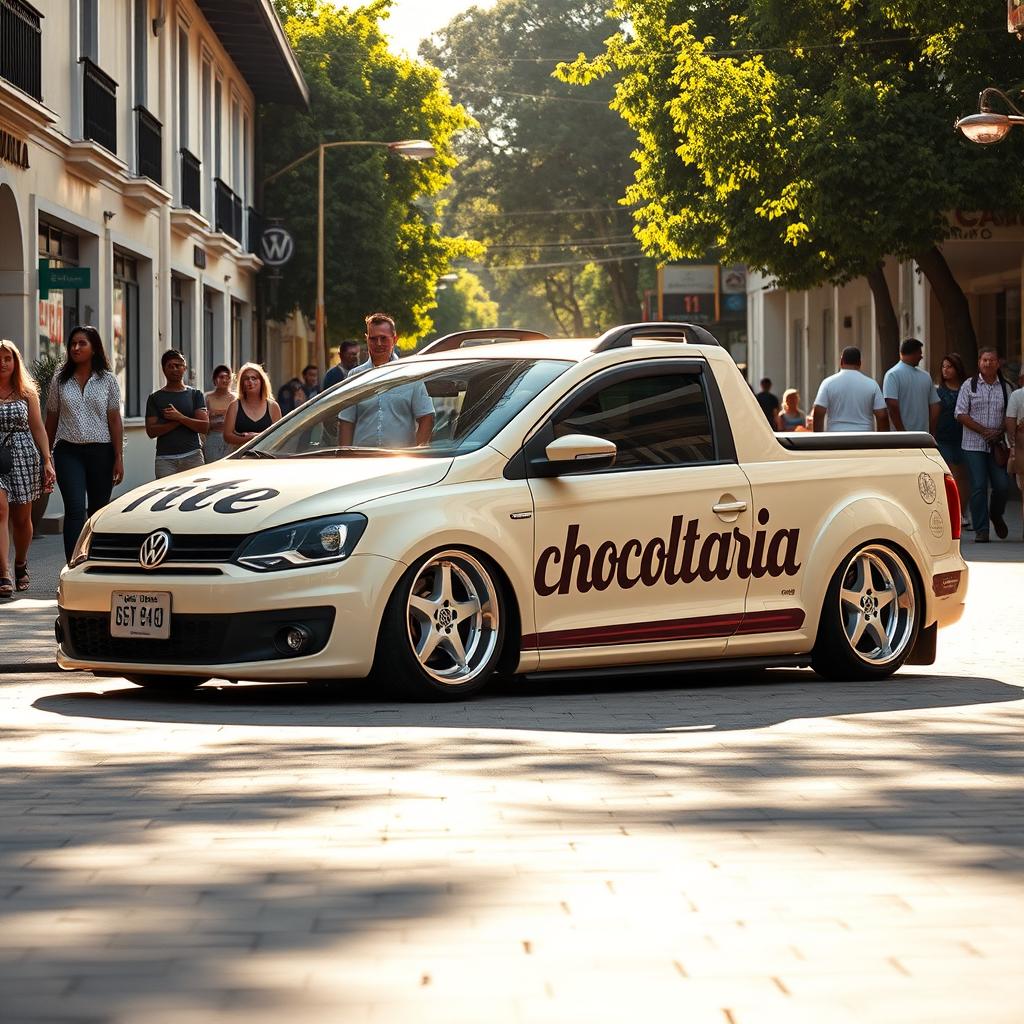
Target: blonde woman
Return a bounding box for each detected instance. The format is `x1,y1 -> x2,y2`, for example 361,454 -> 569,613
223,362 -> 281,449
774,388 -> 805,432
0,340 -> 55,597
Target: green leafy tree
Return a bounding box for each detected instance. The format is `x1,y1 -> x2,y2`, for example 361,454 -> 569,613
262,0 -> 478,351
421,0 -> 650,334
560,0 -> 1024,364
425,271 -> 500,340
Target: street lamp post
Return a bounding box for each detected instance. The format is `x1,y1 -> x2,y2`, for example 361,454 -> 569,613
955,88 -> 1024,145
262,138 -> 436,370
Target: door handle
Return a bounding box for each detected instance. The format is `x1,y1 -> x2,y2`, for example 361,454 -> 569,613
712,500 -> 748,514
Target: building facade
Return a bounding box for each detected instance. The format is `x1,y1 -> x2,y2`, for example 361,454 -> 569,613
0,0 -> 306,503
746,221 -> 1024,401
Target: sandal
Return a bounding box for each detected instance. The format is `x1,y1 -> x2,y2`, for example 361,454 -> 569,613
0,577 -> 12,600
14,562 -> 28,592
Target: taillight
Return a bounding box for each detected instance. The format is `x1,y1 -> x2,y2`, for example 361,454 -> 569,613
944,474 -> 961,540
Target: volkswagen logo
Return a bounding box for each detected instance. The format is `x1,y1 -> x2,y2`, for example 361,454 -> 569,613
139,530 -> 172,570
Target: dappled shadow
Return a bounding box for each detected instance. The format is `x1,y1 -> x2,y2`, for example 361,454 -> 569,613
4,668 -> 1023,1020
33,669 -> 1021,735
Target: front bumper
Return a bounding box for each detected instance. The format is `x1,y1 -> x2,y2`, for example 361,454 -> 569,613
56,552 -> 402,680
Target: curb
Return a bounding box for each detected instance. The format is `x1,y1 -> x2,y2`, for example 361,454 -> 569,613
0,661 -> 59,674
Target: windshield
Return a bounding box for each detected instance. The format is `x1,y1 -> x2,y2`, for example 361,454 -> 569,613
246,357 -> 569,458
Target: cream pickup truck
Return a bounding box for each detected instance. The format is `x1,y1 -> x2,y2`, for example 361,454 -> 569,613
57,322 -> 967,699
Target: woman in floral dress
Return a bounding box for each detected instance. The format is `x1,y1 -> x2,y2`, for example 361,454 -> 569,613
0,340 -> 55,598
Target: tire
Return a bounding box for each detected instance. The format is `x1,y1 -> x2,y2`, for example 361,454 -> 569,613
123,674 -> 209,691
373,548 -> 506,700
811,542 -> 921,681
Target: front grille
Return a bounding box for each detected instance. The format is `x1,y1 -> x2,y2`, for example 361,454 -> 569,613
67,612 -> 222,662
85,566 -> 223,577
61,607 -> 335,665
89,533 -> 245,564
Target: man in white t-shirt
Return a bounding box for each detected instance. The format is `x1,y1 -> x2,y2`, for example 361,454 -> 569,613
812,347 -> 889,432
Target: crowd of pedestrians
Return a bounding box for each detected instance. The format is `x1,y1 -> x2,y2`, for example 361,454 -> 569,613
0,318 -> 385,598
758,339 -> 1024,542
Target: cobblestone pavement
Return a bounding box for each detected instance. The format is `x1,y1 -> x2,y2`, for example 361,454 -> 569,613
0,547 -> 1022,1022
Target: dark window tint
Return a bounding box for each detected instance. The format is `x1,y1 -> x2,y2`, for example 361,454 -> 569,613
557,373 -> 714,468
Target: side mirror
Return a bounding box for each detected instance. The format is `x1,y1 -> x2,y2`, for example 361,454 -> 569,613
532,433 -> 617,476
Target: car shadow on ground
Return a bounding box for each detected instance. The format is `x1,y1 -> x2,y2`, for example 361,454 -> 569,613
34,668 -> 1022,734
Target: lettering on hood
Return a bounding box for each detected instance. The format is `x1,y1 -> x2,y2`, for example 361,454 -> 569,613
534,509 -> 801,597
120,478 -> 281,515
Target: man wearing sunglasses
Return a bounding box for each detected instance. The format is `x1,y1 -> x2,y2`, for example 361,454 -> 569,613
337,313 -> 434,448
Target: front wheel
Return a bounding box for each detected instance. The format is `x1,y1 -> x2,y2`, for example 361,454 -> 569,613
812,542 -> 921,681
373,549 -> 505,700
123,674 -> 209,691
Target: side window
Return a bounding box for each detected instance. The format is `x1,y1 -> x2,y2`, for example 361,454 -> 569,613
556,372 -> 715,469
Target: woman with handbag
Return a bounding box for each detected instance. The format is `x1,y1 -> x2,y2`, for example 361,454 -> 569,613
0,340 -> 55,598
44,326 -> 124,564
1005,370 -> 1024,541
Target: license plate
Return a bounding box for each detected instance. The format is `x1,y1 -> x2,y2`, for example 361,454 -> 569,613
110,591 -> 172,639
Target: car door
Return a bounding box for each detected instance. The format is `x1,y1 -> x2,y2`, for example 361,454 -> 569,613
523,359 -> 754,671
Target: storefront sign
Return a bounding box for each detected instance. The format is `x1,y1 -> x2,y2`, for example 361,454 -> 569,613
0,127 -> 29,170
947,210 -> 1024,241
38,259 -> 91,300
1010,0 -> 1024,32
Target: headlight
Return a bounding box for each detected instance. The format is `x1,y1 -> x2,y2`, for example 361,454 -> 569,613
234,514 -> 368,572
68,517 -> 94,568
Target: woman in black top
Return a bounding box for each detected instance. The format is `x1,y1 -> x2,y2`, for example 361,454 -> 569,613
935,352 -> 970,527
223,362 -> 281,449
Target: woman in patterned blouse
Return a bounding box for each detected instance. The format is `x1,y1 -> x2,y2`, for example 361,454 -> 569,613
0,341 -> 54,597
44,326 -> 124,563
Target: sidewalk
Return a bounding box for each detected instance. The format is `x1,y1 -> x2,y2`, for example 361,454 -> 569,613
1,501 -> 1021,673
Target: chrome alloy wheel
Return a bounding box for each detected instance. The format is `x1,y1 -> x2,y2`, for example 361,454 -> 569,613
838,545 -> 916,666
406,551 -> 500,685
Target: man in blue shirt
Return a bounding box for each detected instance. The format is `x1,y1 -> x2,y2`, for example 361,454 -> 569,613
322,340 -> 361,390
883,338 -> 939,433
337,313 -> 434,448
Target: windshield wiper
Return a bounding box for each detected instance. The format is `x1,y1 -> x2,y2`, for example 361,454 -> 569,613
290,447 -> 401,458
239,449 -> 276,459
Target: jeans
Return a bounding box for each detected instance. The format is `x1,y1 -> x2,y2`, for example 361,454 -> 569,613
53,441 -> 115,562
962,448 -> 1010,535
154,450 -> 205,479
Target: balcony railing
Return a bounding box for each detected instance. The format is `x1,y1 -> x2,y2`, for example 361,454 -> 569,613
81,57 -> 116,154
180,148 -> 201,212
247,206 -> 262,254
215,178 -> 243,244
0,0 -> 42,101
135,106 -> 161,184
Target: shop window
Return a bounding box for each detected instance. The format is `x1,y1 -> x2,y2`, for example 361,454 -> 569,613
230,299 -> 243,368
112,251 -> 140,416
171,276 -> 193,382
203,287 -> 215,383
38,221 -> 81,360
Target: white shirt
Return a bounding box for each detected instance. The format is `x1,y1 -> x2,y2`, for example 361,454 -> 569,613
47,371 -> 121,445
813,368 -> 886,432
1007,388 -> 1024,445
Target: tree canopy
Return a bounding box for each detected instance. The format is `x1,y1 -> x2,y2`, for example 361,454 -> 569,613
425,271 -> 500,340
421,0 -> 653,335
560,0 -> 1024,363
262,0 -> 477,348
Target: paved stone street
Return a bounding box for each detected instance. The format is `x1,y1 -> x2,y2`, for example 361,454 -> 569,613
0,533 -> 1022,1023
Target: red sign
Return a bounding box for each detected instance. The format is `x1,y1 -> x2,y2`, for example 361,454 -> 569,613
1010,0 -> 1024,32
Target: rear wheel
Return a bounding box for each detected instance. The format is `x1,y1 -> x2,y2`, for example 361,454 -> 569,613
812,542 -> 920,681
123,674 -> 209,691
373,549 -> 505,700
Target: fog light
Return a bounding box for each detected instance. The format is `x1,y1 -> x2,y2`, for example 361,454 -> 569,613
276,624 -> 312,656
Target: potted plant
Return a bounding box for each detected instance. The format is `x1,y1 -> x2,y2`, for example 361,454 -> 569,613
28,353 -> 61,532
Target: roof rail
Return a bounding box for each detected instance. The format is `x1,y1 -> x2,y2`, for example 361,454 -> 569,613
417,328 -> 549,355
592,321 -> 722,352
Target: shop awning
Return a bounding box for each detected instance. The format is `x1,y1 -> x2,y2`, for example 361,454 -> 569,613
195,0 -> 309,108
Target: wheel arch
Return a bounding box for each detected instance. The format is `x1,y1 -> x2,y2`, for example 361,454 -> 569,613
799,496 -> 933,640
